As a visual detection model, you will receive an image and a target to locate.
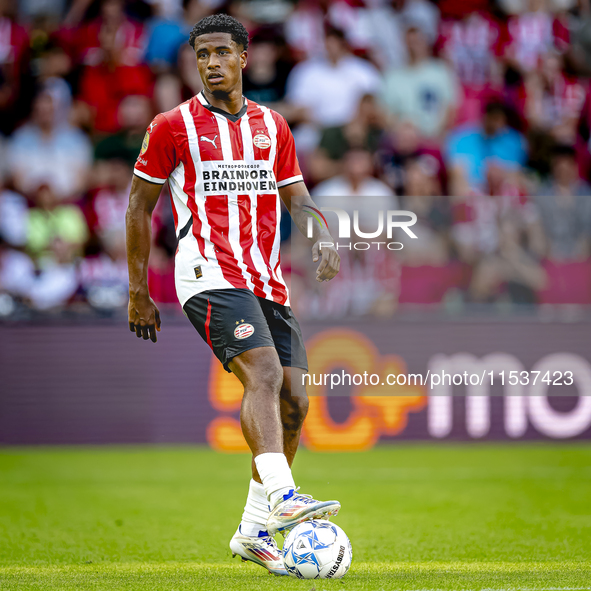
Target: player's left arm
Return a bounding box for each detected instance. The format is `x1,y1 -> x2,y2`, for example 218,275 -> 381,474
279,182 -> 340,282
274,112 -> 339,282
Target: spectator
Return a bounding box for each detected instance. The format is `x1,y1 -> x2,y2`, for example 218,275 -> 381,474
448,177 -> 501,264
285,26 -> 381,129
77,1 -> 153,134
446,101 -> 527,190
0,184 -> 28,248
3,182 -> 84,311
36,44 -> 74,127
569,0 -> 591,76
1,0 -> 590,316
361,0 -> 440,71
8,91 -> 93,200
0,133 -> 6,180
285,0 -> 368,62
503,0 -> 569,74
74,0 -> 145,68
378,120 -> 447,195
147,234 -> 176,305
533,144 -> 591,261
437,10 -> 502,89
381,23 -> 459,140
309,94 -> 386,184
154,43 -> 203,113
397,156 -> 451,266
0,142 -> 29,310
0,235 -> 36,313
312,148 -> 397,233
85,157 -> 132,242
437,0 -> 490,19
26,184 -> 89,258
305,148 -> 400,319
243,29 -> 291,111
94,95 -> 152,167
469,215 -> 547,303
436,10 -> 503,124
577,80 -> 591,179
17,0 -> 67,22
78,229 -> 128,311
0,0 -> 30,134
523,50 -> 585,145
144,0 -> 212,71
29,236 -> 80,310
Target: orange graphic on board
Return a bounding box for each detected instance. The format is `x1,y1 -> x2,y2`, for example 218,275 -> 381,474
206,329 -> 427,452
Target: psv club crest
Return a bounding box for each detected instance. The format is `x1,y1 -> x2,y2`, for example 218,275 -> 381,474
234,323 -> 255,339
141,121 -> 157,155
253,133 -> 271,150
140,131 -> 150,155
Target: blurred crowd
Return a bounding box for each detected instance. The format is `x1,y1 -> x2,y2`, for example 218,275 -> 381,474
2,0 -> 591,317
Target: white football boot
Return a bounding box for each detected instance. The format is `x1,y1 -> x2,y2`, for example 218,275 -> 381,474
229,526 -> 288,576
266,489 -> 341,536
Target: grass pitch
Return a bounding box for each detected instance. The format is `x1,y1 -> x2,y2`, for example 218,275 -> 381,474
0,444 -> 590,590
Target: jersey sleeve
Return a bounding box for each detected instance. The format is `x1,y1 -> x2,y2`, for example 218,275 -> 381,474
134,114 -> 178,185
274,114 -> 304,188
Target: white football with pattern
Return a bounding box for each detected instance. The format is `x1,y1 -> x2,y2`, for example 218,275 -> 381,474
282,520 -> 352,579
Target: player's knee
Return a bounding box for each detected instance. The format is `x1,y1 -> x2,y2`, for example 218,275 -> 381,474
281,386 -> 309,428
293,394 -> 309,423
232,347 -> 283,394
253,353 -> 283,395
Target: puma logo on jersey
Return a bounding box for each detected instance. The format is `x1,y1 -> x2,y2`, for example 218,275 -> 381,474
200,134 -> 218,149
148,121 -> 158,133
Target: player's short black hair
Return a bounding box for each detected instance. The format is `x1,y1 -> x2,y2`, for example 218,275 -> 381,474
189,14 -> 249,51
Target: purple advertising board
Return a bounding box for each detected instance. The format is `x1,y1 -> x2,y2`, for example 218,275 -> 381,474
1,318 -> 591,447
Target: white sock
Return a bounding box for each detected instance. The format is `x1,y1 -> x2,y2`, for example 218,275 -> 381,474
239,479 -> 270,537
254,452 -> 296,509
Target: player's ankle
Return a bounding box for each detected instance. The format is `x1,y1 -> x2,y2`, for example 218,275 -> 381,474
270,486 -> 295,508
239,522 -> 268,537
254,452 -> 296,508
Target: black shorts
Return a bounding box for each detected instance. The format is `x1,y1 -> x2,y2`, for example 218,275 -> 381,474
183,288 -> 308,373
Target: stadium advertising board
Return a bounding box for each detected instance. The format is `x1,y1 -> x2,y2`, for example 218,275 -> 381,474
2,321 -> 590,447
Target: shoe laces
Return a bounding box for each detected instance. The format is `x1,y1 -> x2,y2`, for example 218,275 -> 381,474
290,487 -> 313,500
260,535 -> 279,551
290,486 -> 315,501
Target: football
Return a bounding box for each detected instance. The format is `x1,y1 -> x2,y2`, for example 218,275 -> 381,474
282,520 -> 352,579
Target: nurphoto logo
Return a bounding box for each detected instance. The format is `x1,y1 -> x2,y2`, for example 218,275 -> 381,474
305,206 -> 418,251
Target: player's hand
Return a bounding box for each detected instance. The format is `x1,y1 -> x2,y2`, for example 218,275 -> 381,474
312,240 -> 340,282
128,292 -> 161,343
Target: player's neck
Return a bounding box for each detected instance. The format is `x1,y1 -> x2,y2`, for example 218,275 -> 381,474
202,87 -> 244,116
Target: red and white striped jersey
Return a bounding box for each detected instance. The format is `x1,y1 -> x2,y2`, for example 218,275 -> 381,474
134,91 -> 303,307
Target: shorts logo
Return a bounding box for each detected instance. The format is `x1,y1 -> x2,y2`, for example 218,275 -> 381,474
234,323 -> 255,339
253,134 -> 271,150
194,266 -> 202,279
141,131 -> 150,155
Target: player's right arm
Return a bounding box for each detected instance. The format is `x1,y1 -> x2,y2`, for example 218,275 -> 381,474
126,114 -> 178,343
126,175 -> 163,342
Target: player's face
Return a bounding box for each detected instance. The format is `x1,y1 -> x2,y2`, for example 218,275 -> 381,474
193,32 -> 247,95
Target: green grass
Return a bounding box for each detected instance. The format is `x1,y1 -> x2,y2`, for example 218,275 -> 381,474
0,444 -> 590,590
